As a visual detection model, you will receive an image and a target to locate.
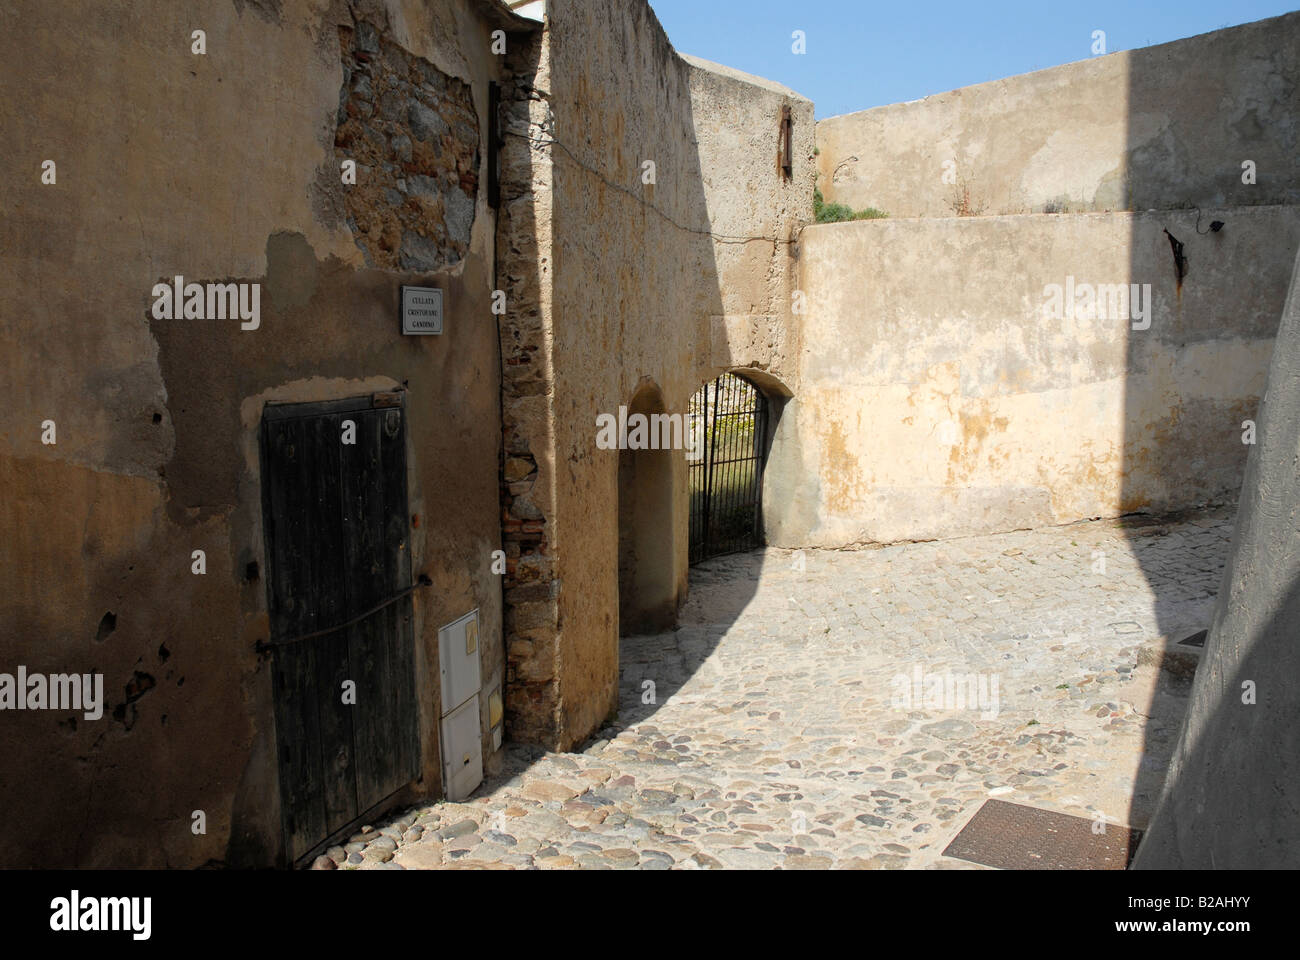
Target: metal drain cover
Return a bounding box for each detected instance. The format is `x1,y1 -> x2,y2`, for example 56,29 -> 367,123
1178,629 -> 1207,648
942,799 -> 1141,869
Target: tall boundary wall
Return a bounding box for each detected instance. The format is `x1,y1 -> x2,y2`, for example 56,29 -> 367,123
780,13 -> 1300,549
817,11 -> 1300,218
773,206 -> 1300,548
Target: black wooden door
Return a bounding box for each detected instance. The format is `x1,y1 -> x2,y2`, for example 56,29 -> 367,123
259,394 -> 420,865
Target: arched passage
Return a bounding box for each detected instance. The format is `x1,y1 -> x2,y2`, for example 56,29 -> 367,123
617,382 -> 678,634
688,371 -> 772,564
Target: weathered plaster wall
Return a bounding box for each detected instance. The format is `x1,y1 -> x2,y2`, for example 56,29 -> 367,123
0,0 -> 521,867
817,12 -> 1300,218
776,207 -> 1300,547
496,0 -> 813,749
685,52 -> 814,386
1133,246 -> 1300,869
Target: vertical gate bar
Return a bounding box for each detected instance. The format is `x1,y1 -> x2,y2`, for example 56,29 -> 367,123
689,387 -> 697,563
739,376 -> 749,552
721,376 -> 730,554
727,374 -> 740,554
735,377 -> 744,553
721,375 -> 732,555
695,384 -> 704,564
745,378 -> 754,552
754,384 -> 762,549
704,382 -> 711,559
706,380 -> 713,558
719,375 -> 730,555
717,377 -> 727,556
702,380 -> 710,560
704,379 -> 718,560
688,386 -> 694,564
748,377 -> 759,548
721,377 -> 728,551
741,376 -> 751,552
738,375 -> 750,552
734,376 -> 744,554
743,377 -> 754,548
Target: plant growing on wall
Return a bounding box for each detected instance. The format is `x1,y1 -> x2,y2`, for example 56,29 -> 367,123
813,187 -> 888,223
948,171 -> 987,217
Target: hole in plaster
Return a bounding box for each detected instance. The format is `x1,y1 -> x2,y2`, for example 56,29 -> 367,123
95,612 -> 117,643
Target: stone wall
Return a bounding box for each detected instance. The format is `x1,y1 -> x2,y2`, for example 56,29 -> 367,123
334,20 -> 480,270
0,0 -> 526,867
495,20 -> 558,746
775,206 -> 1300,547
817,12 -> 1300,218
495,0 -> 813,750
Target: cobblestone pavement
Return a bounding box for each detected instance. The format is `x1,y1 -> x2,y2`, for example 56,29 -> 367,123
323,507 -> 1233,870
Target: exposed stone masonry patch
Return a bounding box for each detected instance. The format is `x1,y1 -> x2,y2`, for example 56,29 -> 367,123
495,39 -> 561,748
334,21 -> 479,272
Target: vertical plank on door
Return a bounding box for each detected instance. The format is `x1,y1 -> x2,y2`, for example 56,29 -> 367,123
342,407 -> 388,811
263,416 -> 328,863
379,406 -> 420,793
307,413 -> 359,838
344,406 -> 419,811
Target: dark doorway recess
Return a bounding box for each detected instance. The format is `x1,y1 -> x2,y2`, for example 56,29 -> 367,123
618,382 -> 677,634
689,371 -> 768,564
259,393 -> 421,866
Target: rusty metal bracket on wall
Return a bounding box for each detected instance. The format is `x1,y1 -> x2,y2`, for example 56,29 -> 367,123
1163,227 -> 1188,285
779,104 -> 793,179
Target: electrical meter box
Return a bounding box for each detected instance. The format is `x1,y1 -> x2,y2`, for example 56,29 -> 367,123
438,609 -> 481,713
438,609 -> 483,800
440,693 -> 482,801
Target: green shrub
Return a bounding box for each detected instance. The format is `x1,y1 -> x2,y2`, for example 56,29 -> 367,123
814,188 -> 888,223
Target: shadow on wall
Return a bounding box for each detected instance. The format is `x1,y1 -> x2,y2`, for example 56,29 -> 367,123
1136,575 -> 1300,867
1121,37 -> 1300,839
613,370 -> 790,734
618,381 -> 679,634
1134,246 -> 1300,868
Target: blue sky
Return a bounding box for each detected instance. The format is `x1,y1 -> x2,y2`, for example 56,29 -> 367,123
647,0 -> 1299,118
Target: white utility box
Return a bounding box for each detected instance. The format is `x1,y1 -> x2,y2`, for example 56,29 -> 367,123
438,609 -> 483,800
439,609 -> 481,712
440,693 -> 483,801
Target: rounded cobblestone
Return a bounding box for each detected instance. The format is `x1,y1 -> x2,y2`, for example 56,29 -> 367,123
333,510 -> 1228,870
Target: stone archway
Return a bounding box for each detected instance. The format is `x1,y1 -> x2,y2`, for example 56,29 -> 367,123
617,381 -> 678,634
690,366 -> 798,556
688,371 -> 769,563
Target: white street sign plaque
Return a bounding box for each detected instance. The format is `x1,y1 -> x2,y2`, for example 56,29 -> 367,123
401,285 -> 443,335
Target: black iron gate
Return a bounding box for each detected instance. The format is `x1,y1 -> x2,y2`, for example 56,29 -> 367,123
689,372 -> 767,564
